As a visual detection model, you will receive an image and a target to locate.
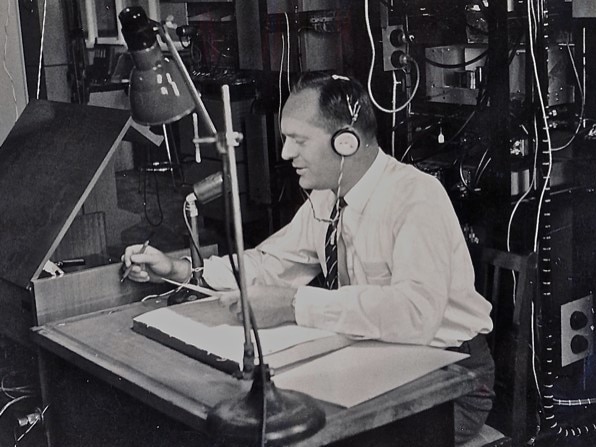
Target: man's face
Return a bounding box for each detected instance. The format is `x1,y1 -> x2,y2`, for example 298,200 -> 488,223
280,89 -> 341,191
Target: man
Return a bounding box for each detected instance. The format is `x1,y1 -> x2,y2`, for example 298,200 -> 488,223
122,72 -> 494,444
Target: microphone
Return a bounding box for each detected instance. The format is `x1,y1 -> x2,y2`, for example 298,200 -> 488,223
191,171 -> 224,205
182,171 -> 225,292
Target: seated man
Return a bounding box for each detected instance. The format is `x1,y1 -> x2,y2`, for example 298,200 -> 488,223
122,72 -> 494,445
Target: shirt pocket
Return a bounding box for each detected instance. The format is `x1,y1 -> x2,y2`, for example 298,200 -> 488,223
361,261 -> 392,285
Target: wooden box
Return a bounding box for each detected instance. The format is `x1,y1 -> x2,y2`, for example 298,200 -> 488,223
0,99 -> 188,343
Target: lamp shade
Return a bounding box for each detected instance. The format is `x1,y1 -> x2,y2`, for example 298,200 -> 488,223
119,7 -> 194,126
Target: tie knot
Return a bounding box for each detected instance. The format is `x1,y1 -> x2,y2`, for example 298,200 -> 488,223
329,197 -> 346,223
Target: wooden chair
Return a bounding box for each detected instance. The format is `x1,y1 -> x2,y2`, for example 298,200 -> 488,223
464,247 -> 537,447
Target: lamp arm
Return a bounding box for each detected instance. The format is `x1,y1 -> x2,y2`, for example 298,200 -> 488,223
156,24 -> 217,136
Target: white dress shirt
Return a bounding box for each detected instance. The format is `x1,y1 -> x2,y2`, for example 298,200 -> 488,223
203,148 -> 493,348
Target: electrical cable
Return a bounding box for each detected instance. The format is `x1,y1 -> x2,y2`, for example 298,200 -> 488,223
473,156 -> 492,188
398,122 -> 437,162
189,36 -> 203,68
140,282 -> 188,302
553,397 -> 596,407
458,158 -> 473,192
1,374 -> 35,400
391,70 -> 398,158
284,12 -> 291,93
507,119 -> 539,253
278,32 -> 286,145
550,43 -> 585,152
142,166 -> 164,227
364,0 -> 420,114
183,200 -> 201,258
506,118 -> 542,420
529,118 -> 544,408
528,9 -> 550,416
302,157 -> 345,226
36,0 -> 48,100
0,396 -> 31,420
220,174 -> 267,447
522,1 -> 596,441
2,0 -> 19,123
472,147 -> 490,185
528,0 -> 552,254
422,50 -> 488,69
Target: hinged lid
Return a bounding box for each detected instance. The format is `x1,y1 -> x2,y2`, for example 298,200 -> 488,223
0,100 -> 133,289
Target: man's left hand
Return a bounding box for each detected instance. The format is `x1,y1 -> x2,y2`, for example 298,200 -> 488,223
219,286 -> 297,328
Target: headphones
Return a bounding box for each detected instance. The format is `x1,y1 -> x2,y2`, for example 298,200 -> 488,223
330,76 -> 362,157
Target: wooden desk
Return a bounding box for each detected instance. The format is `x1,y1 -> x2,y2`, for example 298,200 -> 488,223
32,300 -> 479,447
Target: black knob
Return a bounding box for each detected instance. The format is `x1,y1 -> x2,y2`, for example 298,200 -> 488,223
571,335 -> 589,354
391,51 -> 409,68
570,311 -> 588,330
389,28 -> 406,46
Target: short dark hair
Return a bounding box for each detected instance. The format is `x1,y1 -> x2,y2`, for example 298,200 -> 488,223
291,72 -> 377,141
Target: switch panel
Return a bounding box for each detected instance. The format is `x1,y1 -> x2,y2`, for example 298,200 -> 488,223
561,294 -> 594,367
382,25 -> 409,72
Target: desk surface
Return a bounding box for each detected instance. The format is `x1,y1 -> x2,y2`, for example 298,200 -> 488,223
32,299 -> 479,446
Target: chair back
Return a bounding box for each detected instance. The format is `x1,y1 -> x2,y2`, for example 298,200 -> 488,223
476,248 -> 537,446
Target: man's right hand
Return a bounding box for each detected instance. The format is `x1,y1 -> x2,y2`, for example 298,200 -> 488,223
121,244 -> 180,283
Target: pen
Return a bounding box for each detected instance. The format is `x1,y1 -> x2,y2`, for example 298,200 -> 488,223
121,240 -> 150,283
55,258 -> 86,268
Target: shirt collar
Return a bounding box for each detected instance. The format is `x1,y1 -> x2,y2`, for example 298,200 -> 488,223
343,148 -> 388,213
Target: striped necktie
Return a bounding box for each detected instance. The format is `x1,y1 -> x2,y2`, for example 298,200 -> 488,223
324,198 -> 346,290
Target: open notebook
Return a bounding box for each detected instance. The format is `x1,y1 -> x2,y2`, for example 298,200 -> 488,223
132,298 -> 469,407
132,299 -> 353,375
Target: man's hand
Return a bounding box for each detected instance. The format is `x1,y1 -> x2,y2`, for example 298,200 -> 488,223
219,286 -> 297,328
121,244 -> 180,283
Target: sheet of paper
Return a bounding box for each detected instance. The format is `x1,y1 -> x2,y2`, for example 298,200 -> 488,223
134,308 -> 341,365
273,342 -> 468,407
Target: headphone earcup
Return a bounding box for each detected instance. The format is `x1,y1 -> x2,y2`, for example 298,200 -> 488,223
332,129 -> 360,157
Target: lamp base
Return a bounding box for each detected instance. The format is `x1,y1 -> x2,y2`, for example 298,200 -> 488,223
206,365 -> 326,447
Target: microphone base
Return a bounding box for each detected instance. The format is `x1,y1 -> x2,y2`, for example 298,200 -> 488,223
166,286 -> 208,306
206,364 -> 325,447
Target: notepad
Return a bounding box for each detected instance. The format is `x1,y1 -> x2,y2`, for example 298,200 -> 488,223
132,300 -> 353,375
274,342 -> 469,407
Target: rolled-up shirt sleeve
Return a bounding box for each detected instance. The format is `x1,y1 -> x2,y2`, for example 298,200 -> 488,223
202,199 -> 323,290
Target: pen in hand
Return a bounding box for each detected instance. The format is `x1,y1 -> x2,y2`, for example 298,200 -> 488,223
121,240 -> 150,283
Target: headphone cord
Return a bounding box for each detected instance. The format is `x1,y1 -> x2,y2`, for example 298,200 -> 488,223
303,156 -> 345,225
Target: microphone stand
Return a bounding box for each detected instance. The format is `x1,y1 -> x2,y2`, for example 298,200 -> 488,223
186,195 -> 203,284
157,22 -> 325,447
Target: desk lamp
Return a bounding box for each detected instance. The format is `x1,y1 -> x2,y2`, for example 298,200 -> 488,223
118,7 -> 325,446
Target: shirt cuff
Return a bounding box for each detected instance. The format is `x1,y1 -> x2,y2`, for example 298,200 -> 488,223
294,285 -> 339,327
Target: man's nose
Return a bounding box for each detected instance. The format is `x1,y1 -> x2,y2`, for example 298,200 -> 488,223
281,139 -> 295,160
